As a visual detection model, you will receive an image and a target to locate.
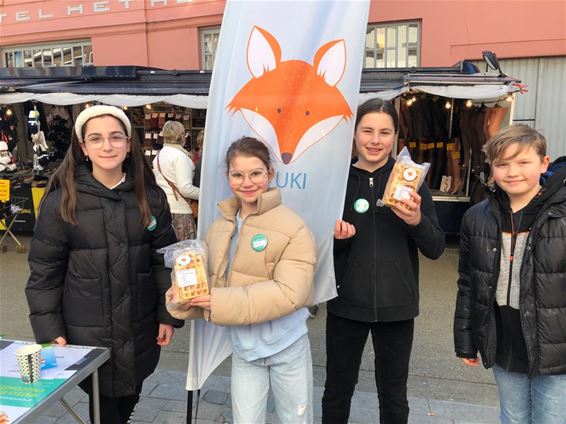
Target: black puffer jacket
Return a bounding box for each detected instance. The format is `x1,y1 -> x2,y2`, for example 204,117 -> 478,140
454,169 -> 566,377
328,158 -> 445,322
26,166 -> 183,397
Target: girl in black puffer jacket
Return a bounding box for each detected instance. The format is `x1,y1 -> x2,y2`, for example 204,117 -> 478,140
26,106 -> 183,424
454,125 -> 566,423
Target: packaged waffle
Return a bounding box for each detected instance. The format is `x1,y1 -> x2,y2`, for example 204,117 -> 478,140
158,240 -> 209,302
378,146 -> 430,208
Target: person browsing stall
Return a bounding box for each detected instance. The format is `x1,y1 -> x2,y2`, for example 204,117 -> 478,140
153,120 -> 200,239
26,105 -> 183,424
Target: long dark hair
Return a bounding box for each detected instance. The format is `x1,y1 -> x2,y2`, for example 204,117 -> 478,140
355,98 -> 399,134
43,114 -> 157,226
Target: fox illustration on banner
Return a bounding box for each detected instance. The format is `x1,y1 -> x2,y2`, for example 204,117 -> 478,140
188,0 -> 370,392
228,26 -> 353,164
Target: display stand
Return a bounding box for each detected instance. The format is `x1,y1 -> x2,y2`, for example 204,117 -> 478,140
0,339 -> 110,424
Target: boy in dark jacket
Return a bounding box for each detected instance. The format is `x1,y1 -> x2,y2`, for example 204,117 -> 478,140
454,125 -> 566,423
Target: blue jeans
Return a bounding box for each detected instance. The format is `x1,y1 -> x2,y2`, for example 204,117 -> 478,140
231,334 -> 313,423
493,364 -> 566,424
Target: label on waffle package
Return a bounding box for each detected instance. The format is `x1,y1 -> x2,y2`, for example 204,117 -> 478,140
173,253 -> 209,301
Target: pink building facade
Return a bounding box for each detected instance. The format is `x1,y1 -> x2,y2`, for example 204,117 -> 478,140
0,0 -> 564,69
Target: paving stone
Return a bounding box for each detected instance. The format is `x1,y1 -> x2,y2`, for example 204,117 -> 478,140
203,389 -> 229,405
409,415 -> 454,424
152,410 -> 187,424
134,396 -> 170,422
148,383 -> 188,401
428,399 -> 499,423
163,399 -> 187,413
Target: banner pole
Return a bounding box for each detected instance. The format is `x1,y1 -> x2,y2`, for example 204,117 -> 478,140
186,390 -> 193,424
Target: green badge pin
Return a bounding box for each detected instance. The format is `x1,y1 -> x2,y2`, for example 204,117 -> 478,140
354,198 -> 370,214
251,234 -> 268,252
146,215 -> 157,231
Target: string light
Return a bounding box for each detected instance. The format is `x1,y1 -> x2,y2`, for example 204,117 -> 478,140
411,96 -> 417,102
145,104 -> 152,110
465,99 -> 473,108
445,100 -> 452,109
5,108 -> 13,116
406,99 -> 414,107
505,94 -> 514,102
85,103 -> 92,108
122,106 -> 128,111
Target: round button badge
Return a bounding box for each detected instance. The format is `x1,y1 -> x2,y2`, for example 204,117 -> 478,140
146,215 -> 157,231
251,234 -> 268,252
353,198 -> 370,214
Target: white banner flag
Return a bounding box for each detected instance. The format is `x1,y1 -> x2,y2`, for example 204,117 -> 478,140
187,0 -> 370,390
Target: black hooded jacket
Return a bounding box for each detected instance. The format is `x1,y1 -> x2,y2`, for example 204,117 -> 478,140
26,165 -> 183,397
328,157 -> 445,322
454,167 -> 566,377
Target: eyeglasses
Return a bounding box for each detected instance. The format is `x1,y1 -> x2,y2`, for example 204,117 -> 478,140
84,133 -> 129,148
228,169 -> 268,185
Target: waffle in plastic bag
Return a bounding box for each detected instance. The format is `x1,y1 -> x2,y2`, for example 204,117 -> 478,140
378,147 -> 430,208
158,239 -> 209,302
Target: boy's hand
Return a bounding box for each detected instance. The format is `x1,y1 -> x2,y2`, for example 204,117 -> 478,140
334,219 -> 356,239
461,357 -> 481,367
189,295 -> 211,311
391,191 -> 422,226
156,324 -> 174,346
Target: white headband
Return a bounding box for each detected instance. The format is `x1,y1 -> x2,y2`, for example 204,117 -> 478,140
74,105 -> 132,142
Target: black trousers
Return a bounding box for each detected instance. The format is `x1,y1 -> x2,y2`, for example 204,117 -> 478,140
81,377 -> 142,424
322,313 -> 414,424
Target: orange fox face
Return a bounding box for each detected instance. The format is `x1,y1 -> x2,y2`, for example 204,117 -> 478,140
227,26 -> 352,164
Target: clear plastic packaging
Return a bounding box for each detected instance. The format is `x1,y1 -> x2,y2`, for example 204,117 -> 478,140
377,146 -> 430,207
158,239 -> 209,301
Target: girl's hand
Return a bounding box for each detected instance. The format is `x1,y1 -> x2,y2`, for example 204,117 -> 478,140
53,336 -> 67,346
189,295 -> 211,311
156,324 -> 174,346
334,219 -> 356,239
461,357 -> 481,367
391,191 -> 422,226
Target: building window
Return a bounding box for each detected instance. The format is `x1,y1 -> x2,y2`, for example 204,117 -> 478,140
2,40 -> 93,68
365,22 -> 420,68
200,27 -> 220,70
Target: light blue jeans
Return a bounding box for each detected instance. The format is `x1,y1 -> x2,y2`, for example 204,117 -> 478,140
231,334 -> 313,423
493,364 -> 566,424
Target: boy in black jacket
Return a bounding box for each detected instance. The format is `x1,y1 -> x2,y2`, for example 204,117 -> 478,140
454,125 -> 566,423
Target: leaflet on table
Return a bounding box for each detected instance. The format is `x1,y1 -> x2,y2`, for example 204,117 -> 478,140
0,341 -> 93,380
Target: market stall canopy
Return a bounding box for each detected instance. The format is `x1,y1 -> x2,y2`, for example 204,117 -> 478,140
0,63 -> 522,107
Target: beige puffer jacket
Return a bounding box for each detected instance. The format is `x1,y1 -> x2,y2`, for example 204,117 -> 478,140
166,189 -> 317,325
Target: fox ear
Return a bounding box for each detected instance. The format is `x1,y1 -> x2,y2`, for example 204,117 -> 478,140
313,39 -> 346,87
247,26 -> 282,78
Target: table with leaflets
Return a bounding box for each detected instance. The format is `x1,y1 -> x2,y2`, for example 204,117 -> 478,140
0,339 -> 110,424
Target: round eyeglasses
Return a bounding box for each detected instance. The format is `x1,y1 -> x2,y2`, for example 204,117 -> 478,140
228,169 -> 268,185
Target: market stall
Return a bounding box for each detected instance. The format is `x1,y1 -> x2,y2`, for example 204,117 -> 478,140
0,63 -> 522,235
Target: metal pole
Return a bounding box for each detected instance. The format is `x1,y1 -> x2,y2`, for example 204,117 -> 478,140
92,369 -> 101,424
186,389 -> 193,424
60,398 -> 88,424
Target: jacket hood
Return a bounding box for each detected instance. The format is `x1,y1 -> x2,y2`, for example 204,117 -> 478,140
217,188 -> 282,220
75,164 -> 134,199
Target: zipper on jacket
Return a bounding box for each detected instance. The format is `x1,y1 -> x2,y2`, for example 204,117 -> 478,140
506,211 -> 522,306
369,176 -> 378,321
